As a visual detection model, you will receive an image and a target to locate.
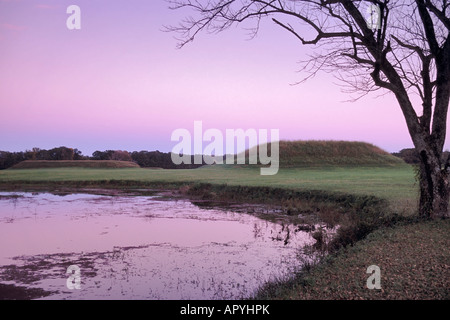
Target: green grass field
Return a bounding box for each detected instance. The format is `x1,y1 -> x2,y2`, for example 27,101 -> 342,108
1,141 -> 413,204
0,164 -> 417,210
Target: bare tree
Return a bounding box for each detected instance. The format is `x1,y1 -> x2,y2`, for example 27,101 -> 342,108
166,0 -> 450,217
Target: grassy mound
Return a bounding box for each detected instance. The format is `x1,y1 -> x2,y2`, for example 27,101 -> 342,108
9,160 -> 140,169
243,140 -> 405,167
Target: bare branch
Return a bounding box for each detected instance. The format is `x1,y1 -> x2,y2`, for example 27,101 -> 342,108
424,0 -> 450,30
416,0 -> 440,54
272,18 -> 360,45
391,35 -> 426,60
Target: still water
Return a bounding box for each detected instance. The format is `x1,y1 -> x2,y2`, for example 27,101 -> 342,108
0,191 -> 316,300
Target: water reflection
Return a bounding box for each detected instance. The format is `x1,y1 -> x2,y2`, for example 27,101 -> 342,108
0,191 -> 316,300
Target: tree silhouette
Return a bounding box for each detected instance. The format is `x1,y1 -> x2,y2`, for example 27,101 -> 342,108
167,0 -> 449,217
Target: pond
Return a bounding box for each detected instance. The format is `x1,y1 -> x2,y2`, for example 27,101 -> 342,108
0,191 -> 319,300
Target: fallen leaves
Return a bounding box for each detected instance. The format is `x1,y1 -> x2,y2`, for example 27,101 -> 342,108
285,219 -> 450,300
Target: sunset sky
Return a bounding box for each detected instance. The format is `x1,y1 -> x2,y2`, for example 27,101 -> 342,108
1,0 -> 448,156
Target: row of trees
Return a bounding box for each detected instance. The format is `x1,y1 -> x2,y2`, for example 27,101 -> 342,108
0,147 -> 85,169
92,149 -> 206,168
393,148 -> 450,165
2,145 -> 442,170
0,147 -> 205,170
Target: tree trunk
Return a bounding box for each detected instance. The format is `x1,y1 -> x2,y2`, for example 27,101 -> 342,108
418,150 -> 450,218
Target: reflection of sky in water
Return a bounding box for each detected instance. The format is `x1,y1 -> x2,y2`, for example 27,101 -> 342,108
0,192 -> 315,300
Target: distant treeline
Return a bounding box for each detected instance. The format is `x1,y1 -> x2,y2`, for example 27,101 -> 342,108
0,147 -> 206,170
392,148 -> 450,165
2,146 -> 449,170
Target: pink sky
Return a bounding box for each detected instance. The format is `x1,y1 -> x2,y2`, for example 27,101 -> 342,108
0,0 -> 448,155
